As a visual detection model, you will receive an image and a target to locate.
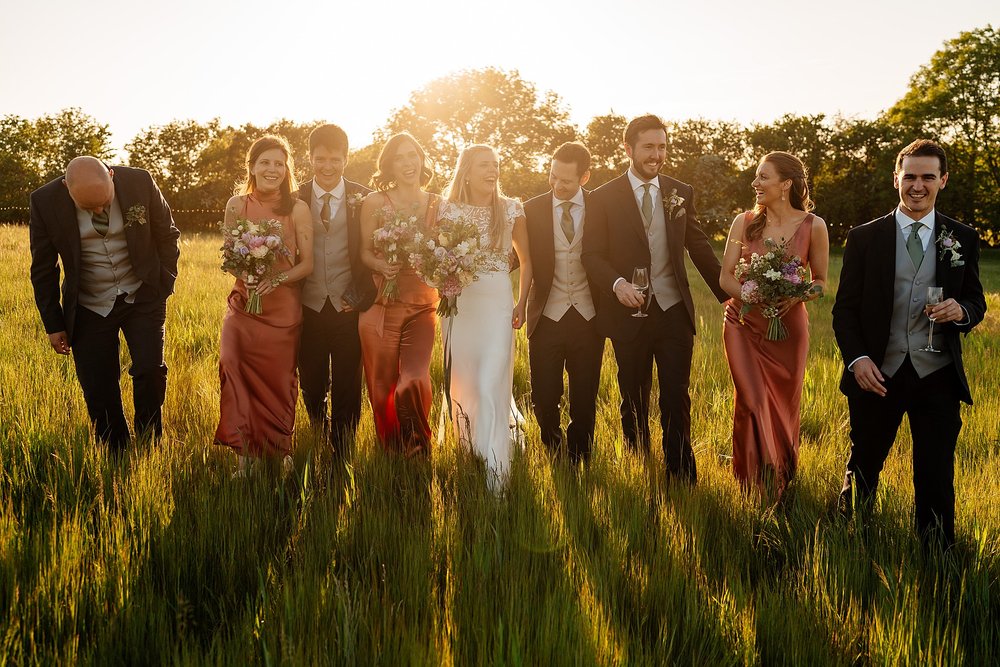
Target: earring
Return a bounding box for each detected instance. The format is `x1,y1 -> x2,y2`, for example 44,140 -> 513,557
781,193 -> 785,202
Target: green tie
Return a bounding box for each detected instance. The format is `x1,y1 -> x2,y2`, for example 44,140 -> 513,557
92,209 -> 109,237
560,201 -> 575,243
907,222 -> 924,268
640,183 -> 653,230
320,193 -> 332,231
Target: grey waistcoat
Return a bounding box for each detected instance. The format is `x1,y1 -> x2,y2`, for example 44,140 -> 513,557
301,197 -> 352,312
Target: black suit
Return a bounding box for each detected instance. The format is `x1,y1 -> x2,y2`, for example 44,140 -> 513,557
295,179 -> 373,449
582,171 -> 727,480
833,211 -> 986,544
524,190 -> 604,462
29,166 -> 180,449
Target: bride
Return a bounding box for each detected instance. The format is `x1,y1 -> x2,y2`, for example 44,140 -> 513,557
439,145 -> 532,486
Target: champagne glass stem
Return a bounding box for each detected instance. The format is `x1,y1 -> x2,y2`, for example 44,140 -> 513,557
927,319 -> 935,349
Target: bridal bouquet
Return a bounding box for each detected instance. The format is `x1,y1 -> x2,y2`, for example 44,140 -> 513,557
409,215 -> 484,317
219,217 -> 290,314
372,208 -> 421,302
734,237 -> 817,340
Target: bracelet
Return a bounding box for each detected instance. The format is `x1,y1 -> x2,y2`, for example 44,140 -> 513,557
273,272 -> 288,286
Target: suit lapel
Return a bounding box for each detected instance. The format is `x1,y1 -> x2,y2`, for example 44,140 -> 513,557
658,175 -> 683,253
931,212 -> 951,294
114,173 -> 139,252
876,212 -> 898,294
615,174 -> 647,245
540,193 -> 557,260
56,184 -> 82,267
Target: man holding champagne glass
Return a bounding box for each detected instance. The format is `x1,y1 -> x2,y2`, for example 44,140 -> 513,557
833,139 -> 987,548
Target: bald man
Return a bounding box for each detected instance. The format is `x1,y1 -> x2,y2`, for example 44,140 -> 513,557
29,157 -> 180,452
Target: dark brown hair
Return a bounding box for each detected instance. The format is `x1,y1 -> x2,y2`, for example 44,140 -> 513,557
237,135 -> 298,215
745,151 -> 814,242
370,132 -> 434,191
623,114 -> 667,149
552,141 -> 591,175
309,123 -> 349,156
895,139 -> 948,175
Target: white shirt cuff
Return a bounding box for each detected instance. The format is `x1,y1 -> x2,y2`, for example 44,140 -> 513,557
847,356 -> 870,372
613,277 -> 627,292
955,305 -> 971,326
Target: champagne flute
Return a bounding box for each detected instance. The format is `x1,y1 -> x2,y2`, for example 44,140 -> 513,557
920,286 -> 944,352
631,267 -> 649,318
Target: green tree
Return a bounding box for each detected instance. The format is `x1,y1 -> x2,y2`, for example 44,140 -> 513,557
383,68 -> 578,198
126,119 -> 223,210
31,108 -> 114,182
887,25 -> 1000,241
584,113 -> 629,186
0,115 -> 41,219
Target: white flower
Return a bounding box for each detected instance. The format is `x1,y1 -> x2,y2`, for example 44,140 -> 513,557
250,246 -> 269,259
764,269 -> 782,281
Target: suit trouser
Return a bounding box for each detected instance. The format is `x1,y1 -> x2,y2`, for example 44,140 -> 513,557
528,307 -> 604,462
840,356 -> 962,545
72,295 -> 167,450
297,300 -> 363,451
611,299 -> 696,482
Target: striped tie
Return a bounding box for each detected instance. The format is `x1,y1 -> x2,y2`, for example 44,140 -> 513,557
92,209 -> 109,236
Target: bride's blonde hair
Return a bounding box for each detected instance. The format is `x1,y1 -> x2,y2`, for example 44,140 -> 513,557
445,145 -> 507,249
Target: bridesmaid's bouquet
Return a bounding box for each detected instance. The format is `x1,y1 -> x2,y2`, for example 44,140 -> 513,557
734,237 -> 817,341
219,217 -> 290,314
409,215 -> 485,317
373,208 -> 421,302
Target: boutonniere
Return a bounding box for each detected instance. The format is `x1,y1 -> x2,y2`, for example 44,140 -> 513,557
346,192 -> 365,212
936,227 -> 964,267
663,189 -> 685,219
125,205 -> 147,228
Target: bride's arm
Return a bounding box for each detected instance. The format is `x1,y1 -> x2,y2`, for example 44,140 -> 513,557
511,213 -> 532,329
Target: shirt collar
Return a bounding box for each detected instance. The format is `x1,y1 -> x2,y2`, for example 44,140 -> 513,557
552,188 -> 585,210
312,178 -> 345,201
627,168 -> 659,194
895,206 -> 935,231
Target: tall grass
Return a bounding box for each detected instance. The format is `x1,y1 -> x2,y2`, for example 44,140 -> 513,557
1,225 -> 998,665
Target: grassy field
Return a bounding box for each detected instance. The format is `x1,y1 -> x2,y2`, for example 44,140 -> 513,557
1,224 -> 999,665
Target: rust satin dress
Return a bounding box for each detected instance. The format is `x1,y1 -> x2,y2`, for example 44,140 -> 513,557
358,194 -> 439,455
724,214 -> 814,495
215,191 -> 302,457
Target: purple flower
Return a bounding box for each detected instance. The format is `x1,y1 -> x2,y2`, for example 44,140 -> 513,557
942,237 -> 954,248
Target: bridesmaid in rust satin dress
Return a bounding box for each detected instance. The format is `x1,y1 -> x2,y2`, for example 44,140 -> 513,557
215,135 -> 314,470
358,133 -> 438,456
720,152 -> 829,497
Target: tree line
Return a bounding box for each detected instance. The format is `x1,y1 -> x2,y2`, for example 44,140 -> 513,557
2,26 -> 996,244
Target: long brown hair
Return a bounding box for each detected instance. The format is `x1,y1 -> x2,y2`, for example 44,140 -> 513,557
445,145 -> 508,249
745,151 -> 814,241
237,135 -> 298,216
370,132 -> 434,192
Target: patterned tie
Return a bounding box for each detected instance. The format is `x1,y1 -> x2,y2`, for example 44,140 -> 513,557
640,183 -> 653,230
320,193 -> 333,231
907,222 -> 924,268
560,201 -> 575,243
91,209 -> 109,237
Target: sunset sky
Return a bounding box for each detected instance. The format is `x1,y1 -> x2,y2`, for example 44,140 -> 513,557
1,0 -> 997,156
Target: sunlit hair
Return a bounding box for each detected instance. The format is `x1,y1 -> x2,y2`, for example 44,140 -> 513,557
623,114 -> 667,149
237,134 -> 298,216
309,123 -> 349,155
552,141 -> 591,176
895,139 -> 948,175
445,144 -> 508,249
370,132 -> 434,192
746,151 -> 814,242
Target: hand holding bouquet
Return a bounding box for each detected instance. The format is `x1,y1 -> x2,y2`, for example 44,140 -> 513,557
409,215 -> 485,317
734,237 -> 818,340
219,217 -> 290,314
372,208 -> 421,302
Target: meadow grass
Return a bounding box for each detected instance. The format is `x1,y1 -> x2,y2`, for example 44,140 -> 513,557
1,224 -> 998,665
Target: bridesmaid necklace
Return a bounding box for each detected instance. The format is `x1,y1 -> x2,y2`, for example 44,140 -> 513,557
764,210 -> 808,243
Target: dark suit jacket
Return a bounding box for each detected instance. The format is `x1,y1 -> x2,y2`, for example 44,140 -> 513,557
581,171 -> 727,341
296,178 -> 375,311
29,166 -> 181,343
832,211 -> 986,404
523,189 -> 600,338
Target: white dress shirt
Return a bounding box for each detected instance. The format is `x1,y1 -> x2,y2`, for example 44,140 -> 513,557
552,188 -> 586,239
312,178 -> 345,221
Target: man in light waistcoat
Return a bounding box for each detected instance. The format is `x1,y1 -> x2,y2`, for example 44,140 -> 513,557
29,156 -> 180,452
296,124 -> 374,453
582,115 -> 728,483
524,142 -> 604,463
833,139 -> 986,547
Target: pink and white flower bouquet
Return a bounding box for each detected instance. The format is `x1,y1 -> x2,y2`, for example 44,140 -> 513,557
372,208 -> 421,302
219,217 -> 290,314
409,215 -> 485,317
734,237 -> 817,340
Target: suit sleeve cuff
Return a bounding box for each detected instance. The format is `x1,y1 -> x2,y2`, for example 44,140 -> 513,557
847,356 -> 870,372
613,277 -> 626,292
955,305 -> 971,327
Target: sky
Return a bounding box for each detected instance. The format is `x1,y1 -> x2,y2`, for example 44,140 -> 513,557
1,0 -> 997,157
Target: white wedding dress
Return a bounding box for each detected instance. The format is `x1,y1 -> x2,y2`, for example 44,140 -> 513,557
438,198 -> 525,484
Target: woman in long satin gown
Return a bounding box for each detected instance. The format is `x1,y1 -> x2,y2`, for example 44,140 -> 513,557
438,145 -> 532,488
720,151 -> 829,498
358,133 -> 439,456
215,135 -> 314,473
